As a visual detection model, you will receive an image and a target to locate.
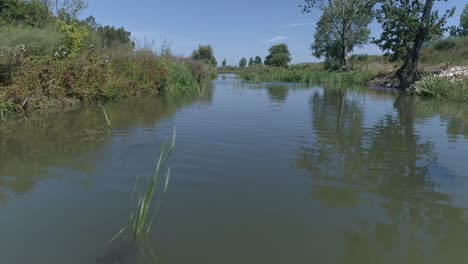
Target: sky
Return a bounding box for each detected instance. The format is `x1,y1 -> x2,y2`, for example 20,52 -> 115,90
81,0 -> 467,65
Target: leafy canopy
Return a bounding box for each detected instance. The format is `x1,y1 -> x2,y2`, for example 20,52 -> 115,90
239,57 -> 247,68
373,0 -> 455,61
264,44 -> 291,68
191,45 -> 217,67
248,57 -> 254,66
302,0 -> 375,70
0,0 -> 53,28
254,56 -> 262,65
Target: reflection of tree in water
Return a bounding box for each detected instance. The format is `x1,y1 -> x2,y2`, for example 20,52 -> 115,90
266,86 -> 289,103
0,92 -> 212,203
296,89 -> 468,263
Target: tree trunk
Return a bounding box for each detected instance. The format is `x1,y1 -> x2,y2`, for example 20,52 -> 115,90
397,0 -> 435,89
343,44 -> 349,71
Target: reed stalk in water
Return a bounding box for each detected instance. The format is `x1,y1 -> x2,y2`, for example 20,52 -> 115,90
109,128 -> 176,244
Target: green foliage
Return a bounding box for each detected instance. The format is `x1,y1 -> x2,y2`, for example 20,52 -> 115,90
239,57 -> 247,68
0,26 -> 63,55
110,129 -> 175,245
58,21 -> 89,58
0,44 -> 27,86
191,45 -> 217,67
0,0 -> 53,28
222,59 -> 227,67
461,3 -> 468,36
248,57 -> 254,66
303,0 -> 375,70
239,64 -> 374,86
412,76 -> 468,101
264,44 -> 291,68
254,56 -> 262,65
373,0 -> 455,62
324,57 -> 342,71
96,25 -> 134,50
0,0 -> 216,114
450,3 -> 468,37
159,39 -> 173,57
57,0 -> 88,22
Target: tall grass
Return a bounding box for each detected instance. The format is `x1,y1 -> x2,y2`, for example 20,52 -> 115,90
239,65 -> 375,86
412,76 -> 468,101
108,129 -> 176,261
112,129 -> 175,242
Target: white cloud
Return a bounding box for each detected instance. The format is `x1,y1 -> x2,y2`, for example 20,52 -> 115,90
265,36 -> 288,43
283,22 -> 315,28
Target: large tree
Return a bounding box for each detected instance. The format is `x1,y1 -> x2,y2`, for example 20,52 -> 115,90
264,44 -> 291,68
302,0 -> 375,71
222,59 -> 227,67
373,0 -> 455,89
191,45 -> 217,67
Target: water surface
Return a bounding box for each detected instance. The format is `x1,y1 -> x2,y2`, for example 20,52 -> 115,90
1,74 -> 468,264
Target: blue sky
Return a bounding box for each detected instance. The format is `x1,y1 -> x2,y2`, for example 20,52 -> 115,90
81,0 -> 467,65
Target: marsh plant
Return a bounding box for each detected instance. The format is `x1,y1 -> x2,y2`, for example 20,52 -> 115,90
108,129 -> 176,262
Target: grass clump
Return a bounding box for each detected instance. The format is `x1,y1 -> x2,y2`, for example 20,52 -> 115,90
412,76 -> 468,101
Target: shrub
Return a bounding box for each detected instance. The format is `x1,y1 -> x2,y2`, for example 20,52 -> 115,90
57,21 -> 89,58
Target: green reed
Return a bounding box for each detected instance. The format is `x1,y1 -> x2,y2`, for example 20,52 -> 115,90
110,128 -> 176,245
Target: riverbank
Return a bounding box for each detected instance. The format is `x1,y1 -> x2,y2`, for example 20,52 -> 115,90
0,1 -> 216,116
232,36 -> 468,101
0,46 -> 215,115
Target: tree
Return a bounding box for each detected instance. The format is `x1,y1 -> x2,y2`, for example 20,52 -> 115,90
373,0 -> 455,89
0,0 -> 53,28
248,57 -> 254,66
239,57 -> 247,68
97,25 -> 134,50
302,0 -> 375,71
451,3 -> 468,36
461,3 -> 468,36
191,45 -> 217,67
264,44 -> 291,68
222,59 -> 227,67
254,56 -> 262,65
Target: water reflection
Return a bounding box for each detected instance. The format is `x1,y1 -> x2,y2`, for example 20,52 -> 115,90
0,92 -> 212,203
266,86 -> 289,103
296,88 -> 468,263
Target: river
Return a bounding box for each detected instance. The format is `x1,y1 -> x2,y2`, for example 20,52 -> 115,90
1,74 -> 468,264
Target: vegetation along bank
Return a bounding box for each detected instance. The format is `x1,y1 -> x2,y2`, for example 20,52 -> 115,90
0,0 -> 216,115
219,1 -> 468,102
